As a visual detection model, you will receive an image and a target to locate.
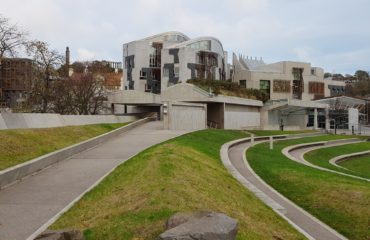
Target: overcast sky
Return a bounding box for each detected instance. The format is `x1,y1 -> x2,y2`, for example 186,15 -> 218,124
1,0 -> 369,74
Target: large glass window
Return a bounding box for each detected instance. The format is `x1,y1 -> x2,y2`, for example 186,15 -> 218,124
163,68 -> 169,77
260,80 -> 271,99
174,66 -> 179,78
239,80 -> 247,88
188,40 -> 211,51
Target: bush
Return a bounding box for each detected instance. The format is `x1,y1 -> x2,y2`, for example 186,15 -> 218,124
187,79 -> 269,102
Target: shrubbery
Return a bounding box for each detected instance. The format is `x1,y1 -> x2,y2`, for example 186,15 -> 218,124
187,79 -> 269,102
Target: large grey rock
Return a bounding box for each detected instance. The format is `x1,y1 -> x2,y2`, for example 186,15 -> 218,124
35,230 -> 84,240
159,211 -> 238,240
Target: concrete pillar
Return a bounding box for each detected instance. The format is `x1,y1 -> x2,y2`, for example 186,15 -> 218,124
251,134 -> 254,144
325,108 -> 330,131
314,108 -> 318,129
269,136 -> 273,150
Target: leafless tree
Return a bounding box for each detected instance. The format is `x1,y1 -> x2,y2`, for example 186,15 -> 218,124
0,14 -> 28,62
52,79 -> 75,114
72,73 -> 107,115
27,40 -> 64,112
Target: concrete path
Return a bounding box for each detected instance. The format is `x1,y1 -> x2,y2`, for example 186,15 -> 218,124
286,140 -> 370,182
227,140 -> 346,240
0,121 -> 188,240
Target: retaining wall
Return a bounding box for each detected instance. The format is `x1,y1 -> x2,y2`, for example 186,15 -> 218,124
0,113 -> 138,130
0,117 -> 153,189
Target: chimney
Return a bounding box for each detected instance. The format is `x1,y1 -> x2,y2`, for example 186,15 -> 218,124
66,46 -> 70,67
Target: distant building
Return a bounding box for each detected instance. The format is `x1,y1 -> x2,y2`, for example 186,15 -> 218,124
0,58 -> 35,108
122,31 -> 228,93
232,54 -> 346,101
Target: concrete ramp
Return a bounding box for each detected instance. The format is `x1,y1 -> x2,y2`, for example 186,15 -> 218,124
0,113 -> 138,130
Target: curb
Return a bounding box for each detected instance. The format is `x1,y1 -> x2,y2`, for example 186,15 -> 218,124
221,134 -> 348,240
221,137 -> 315,240
282,140 -> 370,182
329,150 -> 370,168
0,117 -> 155,190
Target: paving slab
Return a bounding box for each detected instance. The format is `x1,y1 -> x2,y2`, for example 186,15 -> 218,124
0,121 -> 188,240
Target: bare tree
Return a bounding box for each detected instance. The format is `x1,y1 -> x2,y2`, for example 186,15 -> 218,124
52,79 -> 75,114
72,73 -> 106,115
27,40 -> 63,112
0,15 -> 28,61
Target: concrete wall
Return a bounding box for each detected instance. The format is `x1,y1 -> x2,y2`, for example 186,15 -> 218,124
262,109 -> 308,130
224,104 -> 261,129
163,102 -> 206,130
0,113 -> 137,130
348,108 -> 359,130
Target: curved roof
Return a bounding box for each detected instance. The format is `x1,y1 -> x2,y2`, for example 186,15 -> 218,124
167,36 -> 224,52
140,31 -> 190,41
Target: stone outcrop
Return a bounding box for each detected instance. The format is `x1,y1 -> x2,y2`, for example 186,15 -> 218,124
35,230 -> 84,240
159,211 -> 238,240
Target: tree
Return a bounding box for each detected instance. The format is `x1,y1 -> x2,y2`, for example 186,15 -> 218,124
27,40 -> 63,112
0,15 -> 28,62
324,72 -> 332,78
72,73 -> 106,115
354,70 -> 369,81
52,79 -> 75,114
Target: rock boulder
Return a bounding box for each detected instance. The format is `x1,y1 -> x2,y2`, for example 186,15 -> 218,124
35,229 -> 84,240
159,211 -> 238,240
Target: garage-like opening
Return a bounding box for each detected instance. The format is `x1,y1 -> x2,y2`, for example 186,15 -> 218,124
112,103 -> 162,120
207,102 -> 224,129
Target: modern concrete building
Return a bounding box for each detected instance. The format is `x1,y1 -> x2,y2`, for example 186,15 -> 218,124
122,31 -> 227,93
111,31 -> 361,131
232,54 -> 346,101
232,54 -> 349,130
109,83 -> 262,130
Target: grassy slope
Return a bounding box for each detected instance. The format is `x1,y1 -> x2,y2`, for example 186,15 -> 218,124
0,123 -> 127,171
247,135 -> 370,240
51,130 -> 305,240
247,130 -> 315,136
305,142 -> 370,178
339,155 -> 370,177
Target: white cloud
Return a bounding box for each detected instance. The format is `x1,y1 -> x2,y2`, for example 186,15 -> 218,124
0,0 -> 369,73
76,48 -> 96,61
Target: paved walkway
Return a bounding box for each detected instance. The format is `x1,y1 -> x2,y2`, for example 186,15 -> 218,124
0,121 -> 188,240
228,140 -> 346,240
286,139 -> 370,182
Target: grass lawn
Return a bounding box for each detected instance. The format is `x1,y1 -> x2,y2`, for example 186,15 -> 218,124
50,130 -> 305,240
305,141 -> 370,179
339,155 -> 370,178
247,130 -> 316,136
247,135 -> 370,240
0,123 -> 128,171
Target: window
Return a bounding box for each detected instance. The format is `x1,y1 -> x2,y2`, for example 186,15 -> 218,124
140,70 -> 147,79
189,40 -> 211,51
311,68 -> 315,75
239,80 -> 247,88
163,68 -> 169,77
174,67 -> 179,78
260,80 -> 271,99
145,83 -> 152,92
273,80 -> 291,93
